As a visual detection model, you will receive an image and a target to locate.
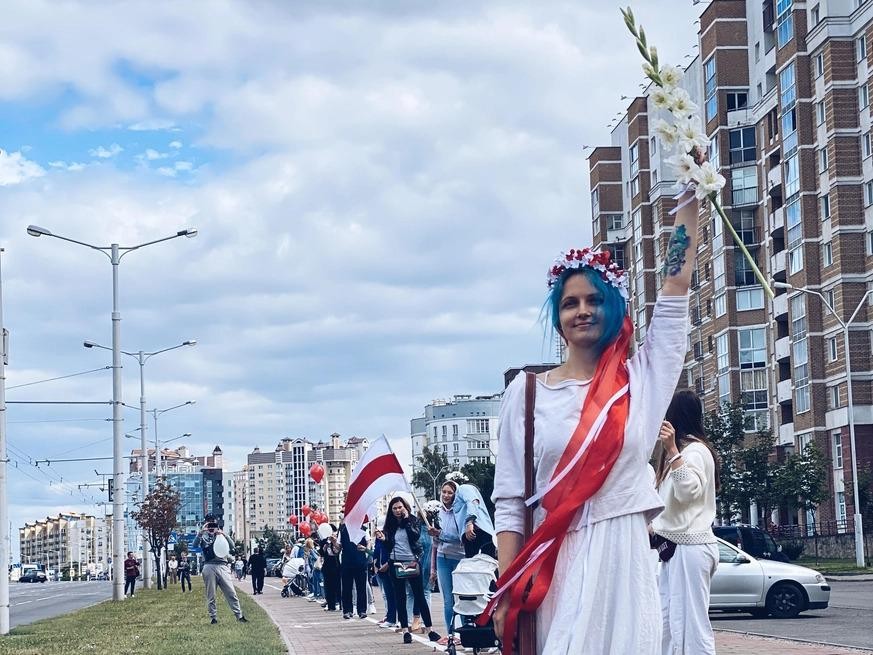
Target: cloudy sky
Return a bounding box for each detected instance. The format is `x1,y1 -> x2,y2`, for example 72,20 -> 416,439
0,0 -> 701,557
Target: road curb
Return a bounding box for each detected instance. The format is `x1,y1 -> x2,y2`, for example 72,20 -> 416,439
714,628 -> 873,653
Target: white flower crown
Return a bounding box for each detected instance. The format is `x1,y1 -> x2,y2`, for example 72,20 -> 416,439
547,248 -> 630,300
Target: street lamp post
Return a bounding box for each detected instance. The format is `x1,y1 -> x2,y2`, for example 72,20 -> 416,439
0,248 -> 9,634
150,402 -> 195,477
84,339 -> 195,588
418,465 -> 450,500
775,281 -> 871,568
27,224 -> 197,600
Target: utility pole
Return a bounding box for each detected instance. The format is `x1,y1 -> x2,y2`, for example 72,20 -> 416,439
0,248 -> 9,634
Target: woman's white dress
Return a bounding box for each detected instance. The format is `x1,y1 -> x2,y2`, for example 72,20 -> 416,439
493,295 -> 690,654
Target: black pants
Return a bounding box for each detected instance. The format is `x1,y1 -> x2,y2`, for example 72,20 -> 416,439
124,576 -> 137,596
464,526 -> 496,559
390,563 -> 431,629
251,571 -> 265,593
341,567 -> 368,615
323,565 -> 341,610
179,571 -> 191,591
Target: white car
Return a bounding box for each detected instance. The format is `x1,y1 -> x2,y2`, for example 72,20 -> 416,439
710,538 -> 830,618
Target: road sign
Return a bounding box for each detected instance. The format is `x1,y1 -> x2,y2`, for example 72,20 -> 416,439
108,478 -> 114,502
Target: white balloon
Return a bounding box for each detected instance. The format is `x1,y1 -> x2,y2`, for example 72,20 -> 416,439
317,523 -> 333,540
213,534 -> 230,558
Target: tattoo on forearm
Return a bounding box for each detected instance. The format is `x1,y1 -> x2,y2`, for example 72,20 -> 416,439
663,224 -> 690,277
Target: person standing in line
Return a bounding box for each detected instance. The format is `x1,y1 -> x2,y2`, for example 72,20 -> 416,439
373,523 -> 397,628
193,514 -> 247,625
123,552 -> 140,598
405,518 -> 433,633
167,555 -> 178,585
234,556 -> 244,580
248,547 -> 267,595
651,390 -> 720,655
428,482 -> 467,644
178,556 -> 192,592
320,528 -> 342,612
383,496 -> 440,644
340,521 -> 370,619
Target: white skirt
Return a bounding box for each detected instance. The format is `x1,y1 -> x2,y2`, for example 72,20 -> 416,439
537,512 -> 661,654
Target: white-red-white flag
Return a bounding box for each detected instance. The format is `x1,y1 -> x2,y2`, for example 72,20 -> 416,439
343,435 -> 411,544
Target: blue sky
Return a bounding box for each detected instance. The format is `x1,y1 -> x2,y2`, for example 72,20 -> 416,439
0,0 -> 701,559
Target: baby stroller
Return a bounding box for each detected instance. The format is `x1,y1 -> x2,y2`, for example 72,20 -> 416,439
280,557 -> 308,598
447,554 -> 501,655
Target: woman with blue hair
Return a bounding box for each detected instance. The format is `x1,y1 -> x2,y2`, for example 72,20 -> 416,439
485,180 -> 701,654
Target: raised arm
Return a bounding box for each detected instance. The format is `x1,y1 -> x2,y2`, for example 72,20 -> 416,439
661,187 -> 700,297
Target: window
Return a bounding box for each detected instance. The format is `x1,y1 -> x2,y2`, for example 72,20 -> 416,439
865,181 -> 873,206
811,4 -> 820,26
785,155 -> 800,198
716,334 -> 729,372
837,492 -> 847,522
861,84 -> 870,110
591,188 -> 599,214
815,52 -> 824,77
859,35 -> 868,62
737,287 -> 765,310
729,127 -> 756,164
714,292 -> 727,317
709,134 -> 720,168
441,425 -> 447,437
704,57 -> 717,121
713,253 -> 725,290
828,384 -> 841,410
731,167 -> 758,205
791,294 -> 810,413
819,148 -> 829,173
825,288 -> 836,309
726,91 -> 749,111
631,176 -> 640,197
630,143 -> 639,176
823,241 -> 833,266
777,0 -> 794,48
736,249 -> 759,286
452,424 -> 459,437
833,431 -> 843,468
782,107 -> 798,154
650,135 -> 657,156
780,64 -> 796,108
820,194 -> 831,219
815,101 -> 826,125
607,214 -> 623,231
788,246 -> 804,273
740,364 -> 769,431
467,419 -> 490,434
865,133 -> 872,158
739,328 -> 766,367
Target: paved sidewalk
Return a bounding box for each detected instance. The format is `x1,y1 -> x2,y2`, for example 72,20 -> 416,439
237,578 -> 870,654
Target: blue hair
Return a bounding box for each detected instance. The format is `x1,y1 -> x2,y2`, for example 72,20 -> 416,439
545,267 -> 627,352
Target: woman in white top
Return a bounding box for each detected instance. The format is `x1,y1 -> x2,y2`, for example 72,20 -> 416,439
487,181 -> 701,654
652,390 -> 720,655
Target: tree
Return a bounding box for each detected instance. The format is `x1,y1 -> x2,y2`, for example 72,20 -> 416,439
412,446 -> 451,500
259,526 -> 285,558
704,402 -> 749,523
774,441 -> 829,526
461,459 -> 496,516
131,479 -> 180,590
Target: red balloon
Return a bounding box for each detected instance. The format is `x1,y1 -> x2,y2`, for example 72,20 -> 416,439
309,463 -> 325,484
288,515 -> 298,526
299,523 -> 312,537
315,512 -> 328,525
301,505 -> 311,517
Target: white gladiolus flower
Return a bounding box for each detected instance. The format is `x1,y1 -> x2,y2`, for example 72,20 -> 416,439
642,62 -> 657,79
691,161 -> 726,199
659,65 -> 684,89
651,87 -> 672,110
676,118 -> 709,153
654,118 -> 679,150
667,153 -> 698,185
669,88 -> 698,119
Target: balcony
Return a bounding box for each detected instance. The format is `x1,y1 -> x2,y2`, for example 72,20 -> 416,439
777,379 -> 793,403
775,336 -> 791,361
770,206 -> 784,232
773,292 -> 788,318
727,108 -> 754,127
767,165 -> 782,190
770,251 -> 786,277
778,422 -> 795,446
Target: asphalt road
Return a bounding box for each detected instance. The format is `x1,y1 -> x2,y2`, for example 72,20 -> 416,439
10,580 -> 113,628
711,580 -> 873,651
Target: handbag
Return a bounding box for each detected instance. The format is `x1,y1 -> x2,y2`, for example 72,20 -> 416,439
514,371 -> 538,655
314,556 -> 324,571
393,560 -> 420,578
649,533 -> 677,563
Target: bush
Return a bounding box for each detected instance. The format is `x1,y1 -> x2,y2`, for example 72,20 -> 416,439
779,539 -> 804,561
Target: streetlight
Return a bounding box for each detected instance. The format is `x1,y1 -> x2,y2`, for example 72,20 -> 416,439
0,248 -> 9,634
774,281 -> 871,567
83,339 -> 196,588
418,465 -> 451,500
151,402 -> 195,476
27,223 -> 197,601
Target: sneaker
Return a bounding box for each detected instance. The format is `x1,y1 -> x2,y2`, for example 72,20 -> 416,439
367,603 -> 377,615
210,618 -> 218,625
428,630 -> 441,642
238,616 -> 248,623
343,613 -> 352,620
437,636 -> 450,646
403,632 -> 412,644
358,613 -> 367,619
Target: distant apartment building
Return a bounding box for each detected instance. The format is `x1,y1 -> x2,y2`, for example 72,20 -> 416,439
589,0 -> 873,528
19,512 -> 110,576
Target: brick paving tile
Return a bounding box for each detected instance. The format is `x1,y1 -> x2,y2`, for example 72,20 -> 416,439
237,579 -> 870,654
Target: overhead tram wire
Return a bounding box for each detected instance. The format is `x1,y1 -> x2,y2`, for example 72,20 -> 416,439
6,366 -> 111,390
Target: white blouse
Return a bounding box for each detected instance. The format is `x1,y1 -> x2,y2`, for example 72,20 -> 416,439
651,441 -> 717,544
493,295 -> 690,534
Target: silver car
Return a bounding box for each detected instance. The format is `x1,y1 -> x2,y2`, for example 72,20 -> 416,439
710,538 -> 830,618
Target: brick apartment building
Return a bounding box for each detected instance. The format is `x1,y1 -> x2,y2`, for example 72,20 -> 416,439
589,0 -> 873,528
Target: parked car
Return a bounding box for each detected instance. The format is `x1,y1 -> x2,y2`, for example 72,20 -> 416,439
265,558 -> 281,576
19,570 -> 47,583
709,538 -> 829,618
713,525 -> 790,562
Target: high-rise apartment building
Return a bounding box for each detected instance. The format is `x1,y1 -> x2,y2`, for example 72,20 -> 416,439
590,0 -> 873,528
19,512 -> 110,577
308,434 -> 368,523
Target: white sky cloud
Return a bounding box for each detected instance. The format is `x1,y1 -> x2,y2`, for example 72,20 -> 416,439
88,143 -> 123,158
0,149 -> 45,185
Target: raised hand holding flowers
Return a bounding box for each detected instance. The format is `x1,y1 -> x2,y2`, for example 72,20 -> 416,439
621,7 -> 774,298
